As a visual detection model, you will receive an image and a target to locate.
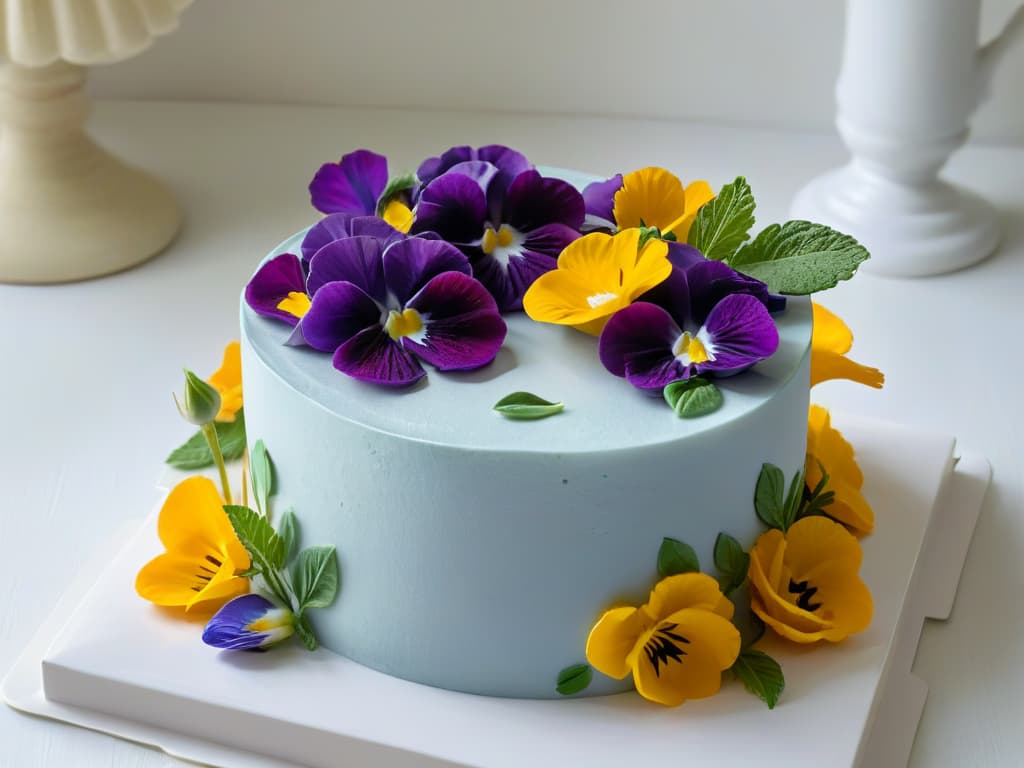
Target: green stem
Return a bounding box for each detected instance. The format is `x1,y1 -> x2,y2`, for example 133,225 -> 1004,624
201,423 -> 233,505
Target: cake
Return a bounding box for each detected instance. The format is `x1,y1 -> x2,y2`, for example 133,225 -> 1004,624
143,144 -> 883,710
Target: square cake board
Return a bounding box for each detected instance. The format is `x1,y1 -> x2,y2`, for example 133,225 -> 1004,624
2,415 -> 990,768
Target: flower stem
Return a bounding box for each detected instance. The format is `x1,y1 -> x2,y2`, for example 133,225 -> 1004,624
201,422 -> 233,505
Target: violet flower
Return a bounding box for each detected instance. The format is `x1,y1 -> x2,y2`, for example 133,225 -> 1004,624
309,149 -> 390,216
203,594 -> 294,651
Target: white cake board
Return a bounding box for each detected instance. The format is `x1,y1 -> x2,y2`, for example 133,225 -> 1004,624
2,415 -> 989,768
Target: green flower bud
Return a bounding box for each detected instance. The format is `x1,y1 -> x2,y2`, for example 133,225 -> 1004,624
175,369 -> 222,426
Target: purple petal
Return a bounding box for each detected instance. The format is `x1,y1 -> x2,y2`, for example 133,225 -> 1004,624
505,249 -> 558,310
637,264 -> 691,329
520,222 -> 581,258
332,325 -> 425,386
307,236 -> 387,301
666,241 -> 707,270
581,174 -> 622,231
404,273 -> 507,370
412,173 -> 487,243
244,253 -> 308,326
417,144 -> 531,189
599,302 -> 685,390
686,259 -> 775,327
416,146 -> 474,187
300,281 -> 382,352
697,294 -> 780,376
502,170 -> 585,232
444,160 -> 499,191
202,594 -> 281,651
383,237 -> 471,306
309,149 -> 388,215
301,213 -> 403,268
469,251 -> 517,312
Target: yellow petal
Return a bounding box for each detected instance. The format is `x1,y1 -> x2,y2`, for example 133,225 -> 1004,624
612,167 -> 687,232
751,593 -> 830,643
135,551 -> 248,609
807,405 -> 863,488
157,477 -> 250,569
586,606 -> 650,680
208,341 -> 243,422
810,303 -> 884,389
644,572 -> 734,623
668,180 -> 715,242
382,200 -> 414,233
748,535 -> 831,634
811,303 -> 853,355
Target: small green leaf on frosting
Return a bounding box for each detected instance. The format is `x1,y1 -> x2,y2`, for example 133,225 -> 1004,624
663,378 -> 723,418
375,171 -> 418,217
166,412 -> 247,469
278,508 -> 299,561
493,392 -> 565,420
224,504 -> 287,573
294,615 -> 318,651
754,463 -> 786,530
728,220 -> 869,294
687,176 -> 756,262
657,537 -> 700,578
292,545 -> 340,614
731,649 -> 785,709
250,438 -> 274,517
713,532 -> 750,596
556,663 -> 593,696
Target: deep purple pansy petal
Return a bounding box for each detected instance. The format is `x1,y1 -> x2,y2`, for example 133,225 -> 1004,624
416,146 -> 474,187
412,173 -> 487,243
300,213 -> 404,268
332,325 -> 425,387
686,259 -> 775,327
307,236 -> 387,301
202,594 -> 293,651
383,237 -> 471,306
443,160 -> 499,192
698,294 -> 780,376
666,241 -> 707,270
245,253 -> 308,326
300,281 -> 382,352
521,222 -> 582,259
624,353 -> 691,391
476,145 -> 533,183
599,302 -> 681,379
638,264 -> 692,329
581,174 -> 623,231
469,251 -> 518,312
309,149 -> 388,216
502,170 -> 585,232
505,249 -> 558,309
404,272 -> 507,370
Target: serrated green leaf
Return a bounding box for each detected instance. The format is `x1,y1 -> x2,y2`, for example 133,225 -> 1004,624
729,220 -> 869,294
166,411 -> 247,469
224,504 -> 287,572
663,378 -> 723,418
688,176 -> 756,261
713,532 -> 750,596
556,663 -> 593,696
294,615 -> 318,651
754,464 -> 786,529
375,171 -> 418,217
657,537 -> 700,578
250,439 -> 274,517
493,392 -> 564,420
292,546 -> 340,614
278,509 -> 299,562
732,649 -> 785,709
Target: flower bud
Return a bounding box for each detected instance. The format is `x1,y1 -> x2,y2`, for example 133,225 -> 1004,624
175,368 -> 222,426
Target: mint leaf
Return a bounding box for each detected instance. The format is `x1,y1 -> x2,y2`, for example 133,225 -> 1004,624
493,392 -> 564,420
713,532 -> 749,596
754,464 -> 786,529
732,649 -> 785,709
375,171 -> 418,217
166,411 -> 247,469
657,537 -> 700,578
688,176 -> 756,261
292,546 -> 340,614
250,439 -> 274,517
729,220 -> 869,294
663,378 -> 723,418
278,509 -> 299,562
556,663 -> 593,696
224,505 -> 287,573
294,615 -> 318,651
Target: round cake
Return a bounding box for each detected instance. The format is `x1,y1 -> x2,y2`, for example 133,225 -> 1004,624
240,195 -> 813,696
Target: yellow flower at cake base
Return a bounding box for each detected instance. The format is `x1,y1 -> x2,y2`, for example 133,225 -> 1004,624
586,573 -> 740,707
748,516 -> 872,644
523,229 -> 671,336
136,476 -> 250,611
810,303 -> 884,389
612,167 -> 714,242
207,341 -> 243,422
807,404 -> 874,534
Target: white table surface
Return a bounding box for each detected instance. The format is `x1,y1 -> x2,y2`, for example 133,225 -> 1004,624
0,101 -> 1020,768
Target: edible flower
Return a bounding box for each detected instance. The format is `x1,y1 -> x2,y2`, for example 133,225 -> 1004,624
203,594 -> 295,650
299,232 -> 506,386
748,515 -> 872,643
309,149 -> 386,216
598,258 -> 779,390
806,405 -> 874,534
245,253 -> 310,326
412,149 -> 585,311
300,212 -> 407,270
810,303 -> 884,389
586,573 -> 740,707
582,167 -> 714,240
522,229 -> 671,335
136,476 -> 250,611
208,341 -> 242,423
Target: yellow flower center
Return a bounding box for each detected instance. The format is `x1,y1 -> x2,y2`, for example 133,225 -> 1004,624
481,224 -> 515,255
384,307 -> 424,340
586,291 -> 619,308
382,199 -> 414,233
672,332 -> 711,364
643,621 -> 691,677
276,291 -> 311,319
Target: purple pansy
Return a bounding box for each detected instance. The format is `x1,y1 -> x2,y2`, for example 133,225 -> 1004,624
203,594 -> 294,651
300,233 -> 507,387
581,174 -> 623,233
412,155 -> 585,311
599,257 -> 780,391
309,149 -> 391,216
300,212 -> 407,271
245,253 -> 308,326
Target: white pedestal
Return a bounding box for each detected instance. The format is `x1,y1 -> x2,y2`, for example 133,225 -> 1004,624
2,415 -> 989,768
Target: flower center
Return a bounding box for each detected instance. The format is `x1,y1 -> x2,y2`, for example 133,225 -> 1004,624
481,224 -> 524,266
276,291 -> 311,319
788,578 -> 823,612
586,291 -> 619,308
672,331 -> 713,365
384,307 -> 424,341
643,622 -> 691,677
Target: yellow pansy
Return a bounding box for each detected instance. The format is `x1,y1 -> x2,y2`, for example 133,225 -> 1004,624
612,167 -> 714,242
748,516 -> 872,644
810,303 -> 884,389
523,229 -> 671,336
586,573 -> 741,707
136,476 -> 250,612
207,341 -> 243,423
806,405 -> 874,534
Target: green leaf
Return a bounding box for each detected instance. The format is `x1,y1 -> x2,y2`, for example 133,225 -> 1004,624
729,220 -> 869,294
493,392 -> 565,420
754,463 -> 786,529
278,509 -> 299,562
294,615 -> 318,651
175,369 -> 222,426
292,546 -> 340,614
782,468 -> 805,530
732,649 -> 785,709
224,505 -> 287,572
556,663 -> 593,696
375,171 -> 418,217
741,614 -> 766,649
713,532 -> 750,596
250,439 -> 274,517
663,378 -> 723,418
166,411 -> 247,469
688,176 -> 756,261
657,537 -> 700,578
